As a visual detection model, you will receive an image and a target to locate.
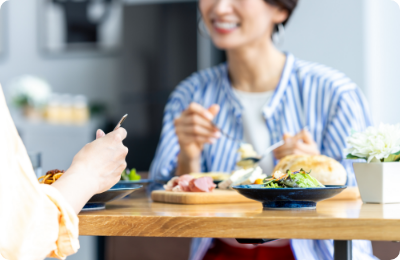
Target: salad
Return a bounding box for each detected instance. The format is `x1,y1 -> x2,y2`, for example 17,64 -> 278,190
121,168 -> 141,181
263,169 -> 324,188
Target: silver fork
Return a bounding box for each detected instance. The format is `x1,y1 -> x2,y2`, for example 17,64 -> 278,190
240,140 -> 284,164
212,123 -> 243,143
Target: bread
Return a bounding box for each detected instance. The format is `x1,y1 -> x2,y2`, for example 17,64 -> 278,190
273,155 -> 347,185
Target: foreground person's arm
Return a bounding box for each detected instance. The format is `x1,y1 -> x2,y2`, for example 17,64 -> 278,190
0,85 -> 128,260
52,128 -> 128,214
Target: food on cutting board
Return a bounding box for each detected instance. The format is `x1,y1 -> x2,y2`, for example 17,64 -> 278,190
273,155 -> 347,185
263,169 -> 324,188
121,168 -> 141,181
38,169 -> 65,184
218,167 -> 266,189
189,172 -> 229,181
236,143 -> 259,169
164,174 -> 216,192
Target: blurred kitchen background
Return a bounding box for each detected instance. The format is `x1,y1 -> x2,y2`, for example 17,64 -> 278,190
1,0 -> 400,259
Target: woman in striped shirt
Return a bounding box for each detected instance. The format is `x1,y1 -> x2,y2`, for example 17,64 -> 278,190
149,0 -> 377,259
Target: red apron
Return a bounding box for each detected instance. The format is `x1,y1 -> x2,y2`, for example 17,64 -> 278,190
203,239 -> 295,260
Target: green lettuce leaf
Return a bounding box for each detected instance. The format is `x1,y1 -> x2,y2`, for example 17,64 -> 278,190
290,173 -> 324,188
346,154 -> 367,160
264,182 -> 282,188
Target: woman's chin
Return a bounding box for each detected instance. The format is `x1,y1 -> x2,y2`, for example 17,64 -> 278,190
211,39 -> 243,51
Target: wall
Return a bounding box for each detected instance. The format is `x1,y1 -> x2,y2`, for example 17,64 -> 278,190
281,0 -> 365,91
282,0 -> 400,126
0,0 -> 120,117
364,0 -> 400,125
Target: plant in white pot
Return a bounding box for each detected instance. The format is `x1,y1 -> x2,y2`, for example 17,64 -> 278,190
345,124 -> 400,203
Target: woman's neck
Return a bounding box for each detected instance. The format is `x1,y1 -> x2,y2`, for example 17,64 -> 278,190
227,36 -> 286,93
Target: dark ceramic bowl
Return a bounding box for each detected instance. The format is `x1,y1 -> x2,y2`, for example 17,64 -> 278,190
82,183 -> 142,211
118,179 -> 153,185
233,184 -> 346,209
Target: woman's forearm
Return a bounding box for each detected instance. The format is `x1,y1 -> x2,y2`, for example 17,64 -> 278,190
51,169 -> 96,214
176,153 -> 201,176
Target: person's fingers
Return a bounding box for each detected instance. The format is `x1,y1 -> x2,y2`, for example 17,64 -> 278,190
179,133 -> 214,145
119,145 -> 129,158
178,124 -> 220,138
273,144 -> 288,154
284,133 -> 303,147
115,127 -> 127,140
274,146 -> 294,158
180,114 -> 219,132
294,142 -> 320,155
96,129 -> 106,139
115,161 -> 127,175
300,129 -> 314,144
186,102 -> 214,121
208,104 -> 220,117
191,134 -> 216,144
273,149 -> 292,160
107,127 -> 127,143
274,142 -> 294,153
283,133 -> 293,142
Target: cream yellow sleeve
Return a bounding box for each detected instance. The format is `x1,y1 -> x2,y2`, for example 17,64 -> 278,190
0,86 -> 79,260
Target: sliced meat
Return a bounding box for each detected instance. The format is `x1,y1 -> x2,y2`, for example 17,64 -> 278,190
178,174 -> 194,192
163,176 -> 179,191
189,176 -> 216,192
172,185 -> 183,192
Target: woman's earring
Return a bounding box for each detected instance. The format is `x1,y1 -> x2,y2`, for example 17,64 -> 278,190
198,18 -> 210,38
272,23 -> 285,47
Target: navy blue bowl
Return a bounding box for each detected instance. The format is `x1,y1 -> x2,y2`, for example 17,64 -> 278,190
233,184 -> 347,209
82,183 -> 142,211
118,179 -> 153,185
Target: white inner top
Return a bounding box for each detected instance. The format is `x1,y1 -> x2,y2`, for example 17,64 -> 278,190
232,88 -> 274,174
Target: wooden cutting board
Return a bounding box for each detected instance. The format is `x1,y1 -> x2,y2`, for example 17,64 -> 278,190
328,186 -> 360,200
151,187 -> 360,205
151,189 -> 254,204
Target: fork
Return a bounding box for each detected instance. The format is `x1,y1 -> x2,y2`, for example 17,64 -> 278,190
212,123 -> 243,143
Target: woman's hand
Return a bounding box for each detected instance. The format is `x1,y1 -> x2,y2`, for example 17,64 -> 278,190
52,128 -> 128,213
174,103 -> 220,175
68,127 -> 128,193
273,129 -> 320,160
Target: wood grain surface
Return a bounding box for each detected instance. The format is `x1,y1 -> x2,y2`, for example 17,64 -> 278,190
329,186 -> 360,200
151,189 -> 254,204
79,195 -> 400,241
151,187 -> 360,205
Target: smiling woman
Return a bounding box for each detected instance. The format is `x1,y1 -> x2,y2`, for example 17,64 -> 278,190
199,0 -> 297,51
149,0 -> 377,259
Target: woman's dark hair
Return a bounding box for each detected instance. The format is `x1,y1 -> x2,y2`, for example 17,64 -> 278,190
265,0 -> 298,31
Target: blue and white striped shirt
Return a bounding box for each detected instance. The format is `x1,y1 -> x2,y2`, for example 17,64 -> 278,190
149,53 -> 377,260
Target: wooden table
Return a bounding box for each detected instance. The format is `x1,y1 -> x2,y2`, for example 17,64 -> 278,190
79,196 -> 400,260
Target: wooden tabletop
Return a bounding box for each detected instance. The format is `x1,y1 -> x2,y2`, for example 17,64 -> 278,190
79,196 -> 400,241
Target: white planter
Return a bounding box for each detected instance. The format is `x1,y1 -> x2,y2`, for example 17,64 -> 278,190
353,162 -> 400,204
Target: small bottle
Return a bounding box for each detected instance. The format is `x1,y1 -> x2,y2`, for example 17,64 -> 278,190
46,93 -> 61,124
72,95 -> 90,124
59,94 -> 73,124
